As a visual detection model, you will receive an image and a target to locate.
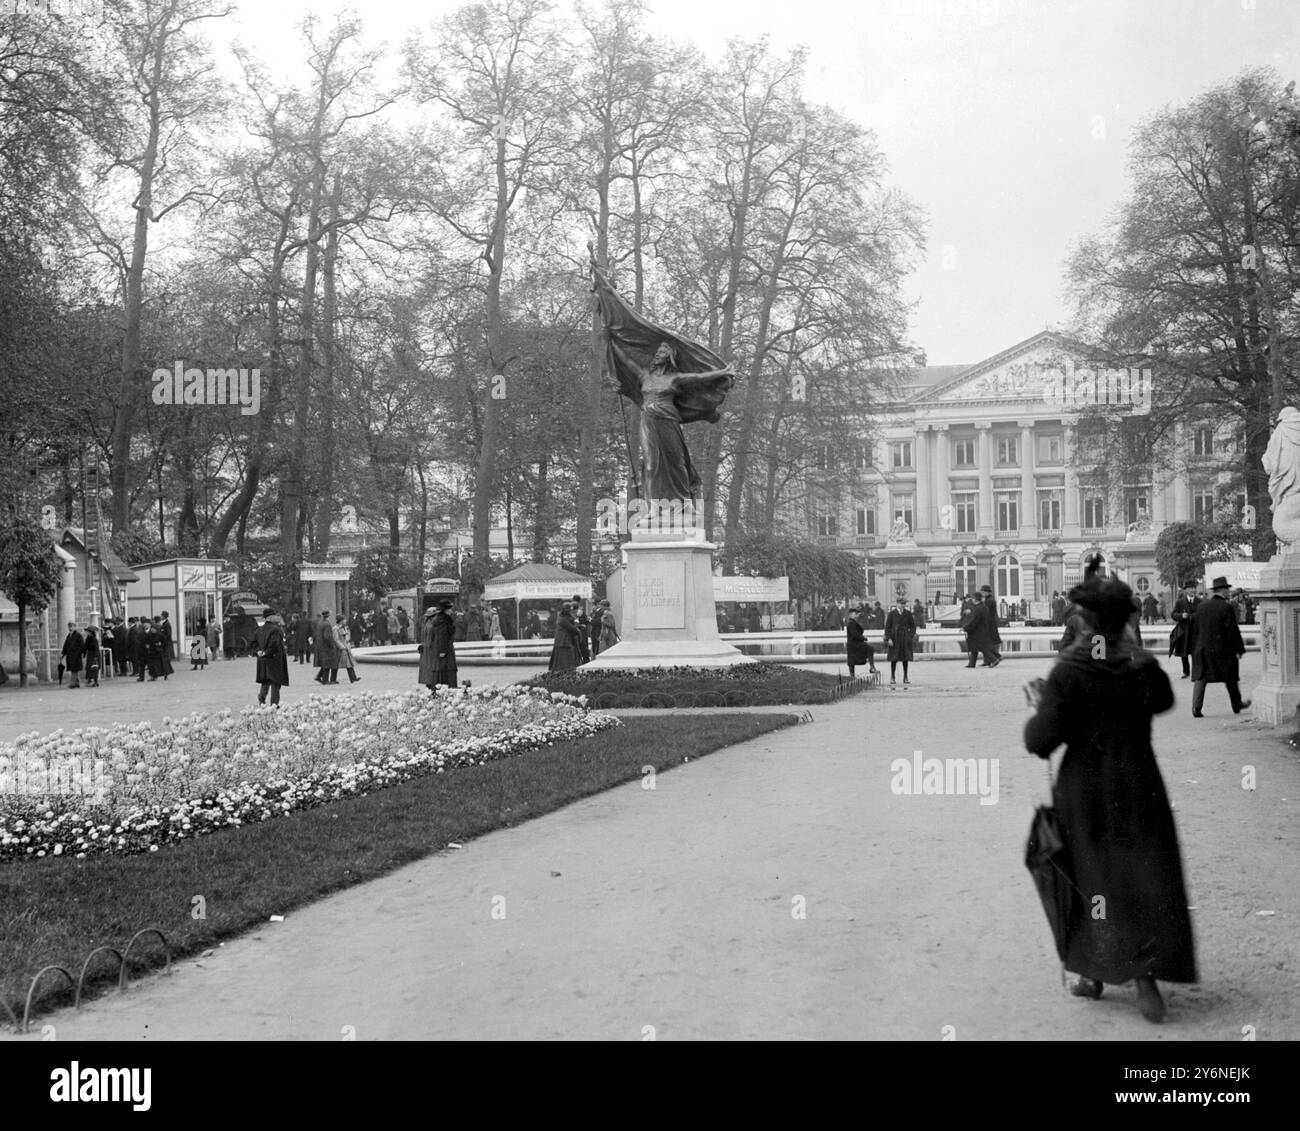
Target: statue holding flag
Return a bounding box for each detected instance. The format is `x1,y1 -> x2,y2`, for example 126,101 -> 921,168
590,247 -> 735,507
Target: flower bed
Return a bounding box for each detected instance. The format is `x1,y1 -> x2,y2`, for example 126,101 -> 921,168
526,662 -> 870,707
0,685 -> 618,862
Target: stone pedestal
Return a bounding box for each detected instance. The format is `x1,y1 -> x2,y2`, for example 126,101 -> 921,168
872,539 -> 930,603
1251,555 -> 1300,725
581,530 -> 747,669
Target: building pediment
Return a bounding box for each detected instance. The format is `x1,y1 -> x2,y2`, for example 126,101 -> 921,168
918,331 -> 1095,407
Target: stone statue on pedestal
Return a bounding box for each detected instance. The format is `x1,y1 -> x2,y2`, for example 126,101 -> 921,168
1264,407 -> 1300,551
1125,511 -> 1152,541
590,246 -> 735,510
887,518 -> 915,544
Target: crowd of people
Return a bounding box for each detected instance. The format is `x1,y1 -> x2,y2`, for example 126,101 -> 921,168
58,611 -> 193,687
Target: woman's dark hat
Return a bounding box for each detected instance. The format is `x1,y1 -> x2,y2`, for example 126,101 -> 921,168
1210,576 -> 1231,591
1068,553 -> 1134,633
980,584 -> 993,594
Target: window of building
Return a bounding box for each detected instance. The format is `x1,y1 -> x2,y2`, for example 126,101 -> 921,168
892,495 -> 914,531
995,553 -> 1020,599
814,444 -> 831,471
995,489 -> 1020,532
854,443 -> 873,470
1192,426 -> 1213,457
996,437 -> 1019,465
1136,576 -> 1151,594
1037,434 -> 1063,464
1037,489 -> 1062,531
855,506 -> 875,536
1192,490 -> 1215,524
1234,492 -> 1247,522
1123,419 -> 1153,463
954,438 -> 975,466
890,441 -> 912,469
1082,493 -> 1106,529
952,491 -> 977,534
817,512 -> 838,537
1125,488 -> 1151,526
954,554 -> 977,598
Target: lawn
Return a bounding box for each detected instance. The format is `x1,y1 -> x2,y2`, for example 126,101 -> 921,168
526,661 -> 871,707
0,711 -> 797,1027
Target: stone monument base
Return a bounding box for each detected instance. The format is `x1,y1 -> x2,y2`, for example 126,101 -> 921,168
1253,556 -> 1300,728
581,532 -> 748,670
1251,555 -> 1300,726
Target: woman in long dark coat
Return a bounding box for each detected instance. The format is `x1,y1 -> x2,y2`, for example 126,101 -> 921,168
144,618 -> 166,680
1023,560 -> 1196,1023
548,605 -> 584,672
432,601 -> 458,687
255,614 -> 290,706
845,608 -> 877,678
883,595 -> 917,688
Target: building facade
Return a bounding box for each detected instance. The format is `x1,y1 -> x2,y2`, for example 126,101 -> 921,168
807,332 -> 1247,610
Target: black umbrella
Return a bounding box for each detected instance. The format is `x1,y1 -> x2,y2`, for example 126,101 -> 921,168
1024,805 -> 1080,963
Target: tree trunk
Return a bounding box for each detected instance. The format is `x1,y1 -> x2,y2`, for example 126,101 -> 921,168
576,172 -> 611,573
313,175 -> 342,559
17,597 -> 27,688
110,43 -> 164,534
209,222 -> 290,556
474,134 -> 510,560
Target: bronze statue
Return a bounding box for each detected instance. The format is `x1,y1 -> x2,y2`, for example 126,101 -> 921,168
590,248 -> 735,506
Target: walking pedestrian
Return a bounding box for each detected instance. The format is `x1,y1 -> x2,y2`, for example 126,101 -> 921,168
1190,576 -> 1250,718
60,621 -> 85,688
314,610 -> 341,684
206,617 -> 221,664
599,604 -> 619,653
158,610 -> 175,677
1051,590 -> 1066,627
1024,566 -> 1195,1022
964,585 -> 1002,668
884,594 -> 917,688
128,616 -> 146,679
255,612 -> 290,707
912,597 -> 927,630
387,605 -> 400,644
1141,592 -> 1158,625
144,617 -> 166,680
82,626 -> 101,687
1168,582 -> 1198,679
292,612 -> 312,663
548,604 -> 585,672
335,615 -> 361,683
845,606 -> 878,678
396,604 -> 411,644
419,599 -> 458,689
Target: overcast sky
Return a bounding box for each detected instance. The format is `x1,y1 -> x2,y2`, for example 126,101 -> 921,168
217,0 -> 1300,366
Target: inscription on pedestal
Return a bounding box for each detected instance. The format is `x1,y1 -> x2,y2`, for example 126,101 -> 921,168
634,561 -> 685,629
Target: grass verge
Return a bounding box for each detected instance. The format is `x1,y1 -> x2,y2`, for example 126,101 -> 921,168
0,711 -> 796,1026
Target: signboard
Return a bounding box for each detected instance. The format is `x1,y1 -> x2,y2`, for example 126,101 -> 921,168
712,576 -> 790,602
1203,561 -> 1265,591
218,570 -> 239,590
482,579 -> 593,601
421,577 -> 461,596
179,563 -> 217,590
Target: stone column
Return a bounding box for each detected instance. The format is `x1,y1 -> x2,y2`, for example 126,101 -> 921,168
1062,416 -> 1080,534
976,422 -> 993,536
1172,422 -> 1189,521
934,423 -> 950,535
914,428 -> 930,535
1019,419 -> 1035,534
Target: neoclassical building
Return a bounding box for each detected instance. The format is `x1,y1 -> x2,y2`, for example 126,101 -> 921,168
806,331 -> 1247,610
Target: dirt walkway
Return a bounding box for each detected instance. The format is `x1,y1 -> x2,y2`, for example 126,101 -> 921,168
5,655 -> 1297,1040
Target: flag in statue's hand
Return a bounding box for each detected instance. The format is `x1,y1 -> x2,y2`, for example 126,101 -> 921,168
589,251 -> 735,424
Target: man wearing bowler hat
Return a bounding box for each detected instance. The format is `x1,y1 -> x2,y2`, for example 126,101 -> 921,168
1190,576 -> 1249,718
